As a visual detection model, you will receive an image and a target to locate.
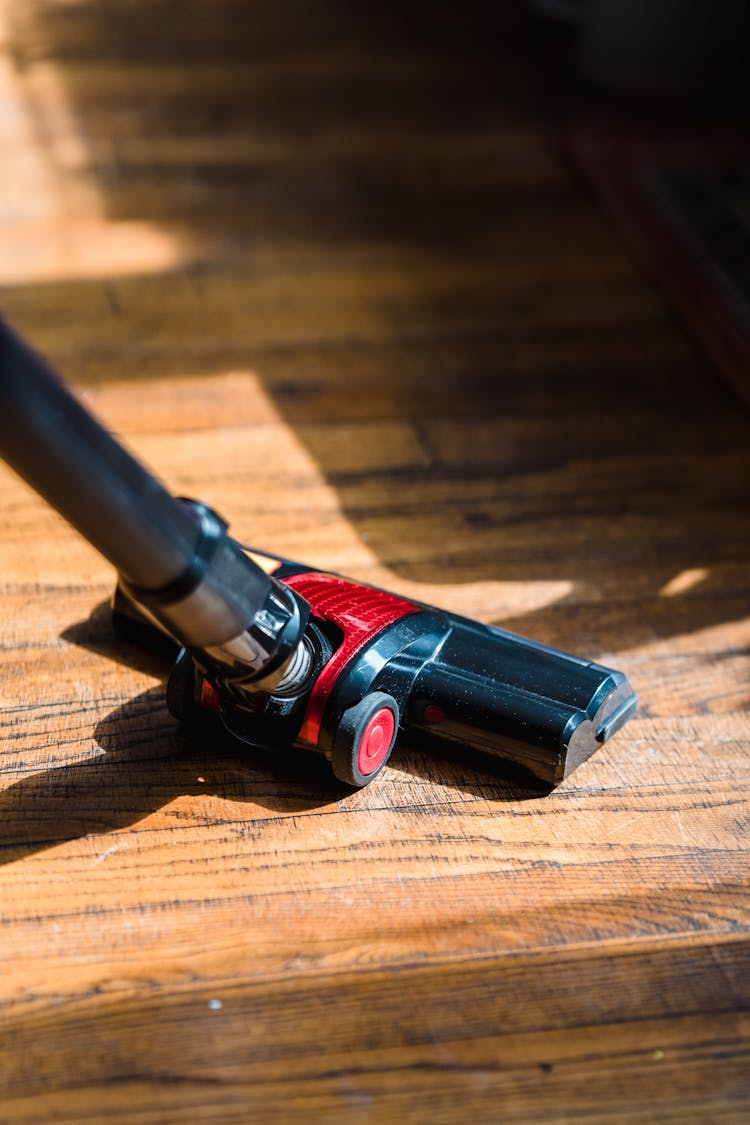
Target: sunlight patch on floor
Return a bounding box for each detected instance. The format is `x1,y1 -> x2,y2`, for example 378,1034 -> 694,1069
0,3 -> 189,283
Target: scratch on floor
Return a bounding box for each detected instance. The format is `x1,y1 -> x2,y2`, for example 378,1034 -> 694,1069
607,815 -> 639,837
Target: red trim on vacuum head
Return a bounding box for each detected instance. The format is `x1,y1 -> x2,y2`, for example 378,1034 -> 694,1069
284,572 -> 418,746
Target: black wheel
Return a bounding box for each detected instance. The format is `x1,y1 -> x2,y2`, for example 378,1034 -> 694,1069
330,692 -> 399,787
166,648 -> 199,724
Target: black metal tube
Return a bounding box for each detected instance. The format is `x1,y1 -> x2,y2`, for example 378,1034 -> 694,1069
0,318 -> 201,590
0,318 -> 309,692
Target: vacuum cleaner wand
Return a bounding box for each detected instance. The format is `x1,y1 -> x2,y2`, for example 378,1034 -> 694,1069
0,318 -> 310,697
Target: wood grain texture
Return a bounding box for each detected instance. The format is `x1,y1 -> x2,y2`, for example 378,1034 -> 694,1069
1,1 -> 749,1121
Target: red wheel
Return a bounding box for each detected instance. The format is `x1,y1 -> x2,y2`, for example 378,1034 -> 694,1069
331,692 -> 399,787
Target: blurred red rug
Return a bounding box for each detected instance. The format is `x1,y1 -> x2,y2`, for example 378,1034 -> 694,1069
566,125 -> 750,411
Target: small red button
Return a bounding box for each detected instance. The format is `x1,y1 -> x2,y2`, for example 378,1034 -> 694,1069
423,704 -> 445,724
199,679 -> 220,712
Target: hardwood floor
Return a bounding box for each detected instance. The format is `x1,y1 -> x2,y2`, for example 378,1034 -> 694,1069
0,2 -> 748,1121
